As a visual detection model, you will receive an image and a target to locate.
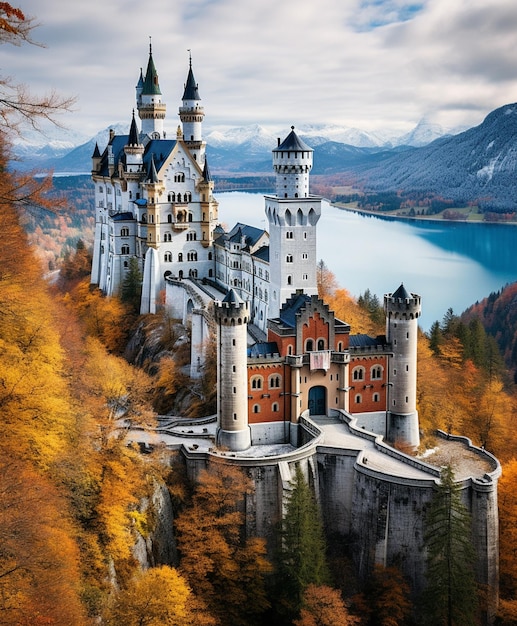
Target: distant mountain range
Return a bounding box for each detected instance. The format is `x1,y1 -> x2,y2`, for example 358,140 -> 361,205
11,105 -> 517,208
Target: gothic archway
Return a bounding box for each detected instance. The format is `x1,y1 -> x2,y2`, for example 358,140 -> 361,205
308,385 -> 326,416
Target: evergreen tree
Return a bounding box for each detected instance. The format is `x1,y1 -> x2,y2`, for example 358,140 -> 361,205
422,465 -> 477,626
428,320 -> 442,355
120,256 -> 142,312
276,464 -> 330,618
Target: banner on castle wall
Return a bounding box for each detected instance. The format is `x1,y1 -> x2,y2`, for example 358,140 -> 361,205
309,350 -> 331,372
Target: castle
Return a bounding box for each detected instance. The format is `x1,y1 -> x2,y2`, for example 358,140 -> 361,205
90,47 -> 500,623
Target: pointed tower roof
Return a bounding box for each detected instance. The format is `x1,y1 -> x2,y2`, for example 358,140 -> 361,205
147,153 -> 159,183
128,110 -> 140,146
391,283 -> 410,299
203,157 -> 212,182
142,42 -> 162,96
136,67 -> 144,90
182,52 -> 200,100
223,289 -> 244,305
91,142 -> 101,158
274,126 -> 312,152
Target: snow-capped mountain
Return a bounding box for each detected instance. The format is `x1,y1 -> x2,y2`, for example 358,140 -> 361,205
352,103 -> 517,209
394,118 -> 451,147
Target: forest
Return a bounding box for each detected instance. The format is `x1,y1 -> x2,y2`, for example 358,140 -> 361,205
3,4 -> 517,625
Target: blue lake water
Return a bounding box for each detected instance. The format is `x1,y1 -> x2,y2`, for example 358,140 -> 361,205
217,191 -> 517,331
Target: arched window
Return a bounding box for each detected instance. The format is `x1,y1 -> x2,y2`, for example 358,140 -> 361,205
167,214 -> 173,223
306,339 -> 314,352
337,342 -> 343,351
164,252 -> 172,262
272,403 -> 279,412
121,245 -> 130,255
188,212 -> 193,222
317,339 -> 325,350
178,253 -> 183,262
287,275 -> 292,285
269,375 -> 281,389
371,365 -> 383,380
120,227 -> 129,237
353,367 -> 365,381
355,394 -> 362,404
373,393 -> 380,403
286,254 -> 293,263
252,404 -> 260,414
251,376 -> 263,390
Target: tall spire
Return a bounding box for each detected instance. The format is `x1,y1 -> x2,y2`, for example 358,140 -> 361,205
182,50 -> 200,101
142,38 -> 161,96
128,109 -> 139,146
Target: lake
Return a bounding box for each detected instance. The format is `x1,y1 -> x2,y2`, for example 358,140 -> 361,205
217,191 -> 517,331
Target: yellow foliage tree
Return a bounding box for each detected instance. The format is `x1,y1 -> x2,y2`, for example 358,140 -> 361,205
294,584 -> 360,626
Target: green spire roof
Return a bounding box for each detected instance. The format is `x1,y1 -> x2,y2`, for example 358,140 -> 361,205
142,43 -> 161,96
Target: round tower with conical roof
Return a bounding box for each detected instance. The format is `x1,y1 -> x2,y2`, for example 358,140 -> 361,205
384,284 -> 421,449
179,53 -> 205,165
137,42 -> 166,139
215,289 -> 251,451
266,127 -> 321,318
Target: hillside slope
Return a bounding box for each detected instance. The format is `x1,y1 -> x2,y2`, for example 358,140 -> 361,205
352,104 -> 517,209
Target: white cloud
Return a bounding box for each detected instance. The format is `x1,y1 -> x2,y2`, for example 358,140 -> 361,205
6,0 -> 517,139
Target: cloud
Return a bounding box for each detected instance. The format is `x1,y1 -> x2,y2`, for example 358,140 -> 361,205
5,0 -> 517,139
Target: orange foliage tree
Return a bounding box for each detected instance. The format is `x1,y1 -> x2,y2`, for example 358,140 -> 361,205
175,462 -> 272,625
294,584 -> 360,626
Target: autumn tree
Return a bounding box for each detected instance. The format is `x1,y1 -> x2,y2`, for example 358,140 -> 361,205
175,462 -> 272,625
421,465 -> 477,626
105,565 -> 194,626
0,3 -> 75,136
497,457 -> 517,620
356,565 -> 412,626
294,584 -> 360,626
276,464 -> 330,618
317,259 -> 338,300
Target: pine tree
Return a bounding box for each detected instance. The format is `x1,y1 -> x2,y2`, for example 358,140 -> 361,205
120,256 -> 142,312
422,465 -> 477,626
276,464 -> 330,617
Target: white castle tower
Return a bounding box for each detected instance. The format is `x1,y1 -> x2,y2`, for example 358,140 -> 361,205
265,127 -> 321,318
215,290 -> 251,451
179,53 -> 205,166
137,42 -> 166,139
384,284 -> 421,448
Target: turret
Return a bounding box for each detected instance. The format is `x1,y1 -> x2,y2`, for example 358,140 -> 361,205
178,53 -> 205,165
266,127 -> 321,318
124,110 -> 144,173
91,142 -> 101,173
215,290 -> 251,451
384,284 -> 421,449
137,42 -> 166,139
272,126 -> 313,198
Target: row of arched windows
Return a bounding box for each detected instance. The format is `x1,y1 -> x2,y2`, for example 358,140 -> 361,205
168,191 -> 191,202
354,393 -> 381,404
352,365 -> 383,381
250,374 -> 282,390
252,403 -> 279,414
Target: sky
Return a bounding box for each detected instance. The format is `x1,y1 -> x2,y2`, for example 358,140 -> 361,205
6,0 -> 517,142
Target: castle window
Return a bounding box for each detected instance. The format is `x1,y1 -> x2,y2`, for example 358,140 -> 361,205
272,403 -> 279,412
371,365 -> 383,380
189,269 -> 198,278
306,339 -> 314,352
178,253 -> 183,262
251,376 -> 263,390
286,254 -> 293,263
123,261 -> 128,268
286,231 -> 293,239
164,252 -> 172,262
355,394 -> 362,404
269,375 -> 281,389
337,342 -> 343,351
208,252 -> 213,260
287,275 -> 292,285
120,227 -> 129,237
373,393 -> 380,402
188,212 -> 193,222
303,232 -> 307,239
317,339 -> 325,350
252,404 -> 260,414
168,214 -> 173,223
353,367 -> 365,381
121,245 -> 130,255
187,251 -> 198,262
406,396 -> 409,403
186,231 -> 197,241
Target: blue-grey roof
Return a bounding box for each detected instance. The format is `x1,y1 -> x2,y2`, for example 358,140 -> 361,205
274,127 -> 313,152
128,112 -> 140,146
279,292 -> 311,327
222,288 -> 244,305
112,212 -> 135,221
97,136 -> 177,177
248,342 -> 279,357
349,334 -> 384,347
227,223 -> 266,249
252,246 -> 269,262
